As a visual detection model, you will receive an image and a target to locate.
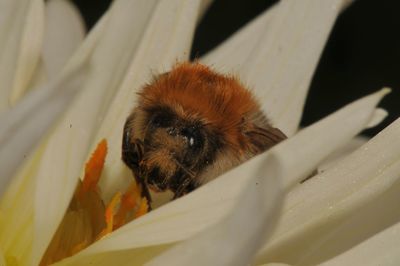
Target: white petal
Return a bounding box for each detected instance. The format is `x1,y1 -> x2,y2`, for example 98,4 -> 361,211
0,249 -> 4,265
54,88 -> 385,265
28,58 -> 48,91
43,0 -> 85,80
317,136 -> 368,173
365,107 -> 388,129
258,264 -> 291,266
0,153 -> 38,265
295,174 -> 400,265
0,0 -> 44,111
242,0 -> 351,136
11,0 -> 44,103
203,0 -> 353,136
199,0 -> 213,18
146,160 -> 282,266
256,113 -> 400,264
1,2 -> 101,264
0,0 -> 43,109
26,0 -> 204,264
0,66 -> 85,198
320,221 -> 400,266
277,89 -> 389,190
316,107 -> 387,174
318,105 -> 389,173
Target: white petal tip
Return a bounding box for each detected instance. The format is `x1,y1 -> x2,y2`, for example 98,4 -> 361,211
380,87 -> 391,95
366,108 -> 388,129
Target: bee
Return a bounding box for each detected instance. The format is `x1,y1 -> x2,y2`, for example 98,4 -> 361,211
122,62 -> 286,204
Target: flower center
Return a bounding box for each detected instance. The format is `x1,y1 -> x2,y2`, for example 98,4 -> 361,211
40,139 -> 148,265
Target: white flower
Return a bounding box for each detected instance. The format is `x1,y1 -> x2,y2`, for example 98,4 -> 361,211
0,0 -> 399,265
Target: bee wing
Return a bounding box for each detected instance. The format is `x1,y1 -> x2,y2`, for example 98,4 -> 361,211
245,125 -> 287,153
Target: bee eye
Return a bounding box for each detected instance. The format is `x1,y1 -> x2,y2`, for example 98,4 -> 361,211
188,136 -> 195,147
181,127 -> 203,150
151,112 -> 173,128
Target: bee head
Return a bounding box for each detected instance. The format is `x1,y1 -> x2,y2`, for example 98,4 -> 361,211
122,62 -> 287,200
122,105 -> 219,196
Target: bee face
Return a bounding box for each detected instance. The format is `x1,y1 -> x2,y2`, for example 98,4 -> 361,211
123,106 -> 221,199
122,62 -> 287,202
141,108 -> 207,192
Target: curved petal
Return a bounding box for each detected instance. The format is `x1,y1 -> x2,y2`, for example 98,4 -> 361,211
30,0 -> 205,264
241,0 -> 351,135
0,147 -> 40,265
0,21 -> 96,260
256,115 -> 400,265
366,108 -> 388,129
0,0 -> 44,111
320,221 -> 400,266
203,0 -> 353,136
317,106 -> 387,174
294,174 -> 400,265
199,0 -> 213,18
43,0 -> 85,80
277,89 -> 389,190
317,136 -> 369,173
0,66 -> 85,198
258,264 -> 291,266
0,20 -> 103,266
5,0 -> 200,260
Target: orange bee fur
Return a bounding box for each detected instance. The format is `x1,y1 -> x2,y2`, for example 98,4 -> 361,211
122,62 -> 286,203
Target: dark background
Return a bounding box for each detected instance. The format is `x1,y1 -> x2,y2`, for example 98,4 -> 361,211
71,0 -> 400,137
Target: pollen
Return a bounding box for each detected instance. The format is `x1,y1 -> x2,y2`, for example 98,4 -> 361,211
40,139 -> 148,265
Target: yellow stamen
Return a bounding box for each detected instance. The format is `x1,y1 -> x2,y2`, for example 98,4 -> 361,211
97,192 -> 122,240
135,198 -> 149,218
80,139 -> 107,195
114,182 -> 140,230
40,139 -> 149,265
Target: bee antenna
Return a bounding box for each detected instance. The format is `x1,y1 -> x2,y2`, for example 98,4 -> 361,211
170,156 -> 196,178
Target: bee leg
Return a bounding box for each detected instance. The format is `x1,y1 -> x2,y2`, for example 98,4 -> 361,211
135,169 -> 152,210
133,140 -> 153,206
173,177 -> 196,199
136,165 -> 152,207
122,132 -> 152,206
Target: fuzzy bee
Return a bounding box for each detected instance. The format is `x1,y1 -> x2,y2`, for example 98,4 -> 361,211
122,62 -> 286,203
